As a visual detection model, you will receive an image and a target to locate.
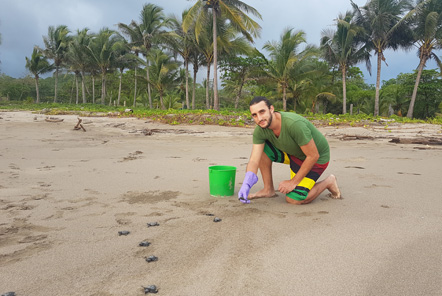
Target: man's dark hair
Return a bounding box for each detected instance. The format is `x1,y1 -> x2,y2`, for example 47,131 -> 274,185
250,96 -> 272,108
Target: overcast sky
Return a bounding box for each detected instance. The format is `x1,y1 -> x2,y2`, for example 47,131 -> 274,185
0,0 -> 439,85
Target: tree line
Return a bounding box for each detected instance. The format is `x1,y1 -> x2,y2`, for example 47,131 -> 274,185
1,0 -> 441,119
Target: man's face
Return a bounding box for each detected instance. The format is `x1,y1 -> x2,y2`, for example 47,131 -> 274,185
250,101 -> 274,129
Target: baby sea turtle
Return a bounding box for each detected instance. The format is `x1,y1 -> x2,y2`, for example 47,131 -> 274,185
118,231 -> 130,236
145,255 -> 158,263
205,213 -> 215,216
213,217 -> 222,222
1,292 -> 16,296
139,241 -> 151,247
147,222 -> 159,227
143,285 -> 158,294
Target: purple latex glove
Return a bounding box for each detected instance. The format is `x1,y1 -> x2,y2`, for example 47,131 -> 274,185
238,171 -> 258,204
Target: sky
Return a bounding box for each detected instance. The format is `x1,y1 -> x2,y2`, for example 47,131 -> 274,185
0,0 -> 440,85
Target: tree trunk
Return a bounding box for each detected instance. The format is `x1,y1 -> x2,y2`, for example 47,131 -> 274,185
192,66 -> 197,110
134,66 -> 138,108
35,75 -> 40,104
407,57 -> 426,118
283,85 -> 287,111
92,76 -> 96,104
81,70 -> 86,104
206,66 -> 211,109
185,59 -> 189,109
101,71 -> 106,105
118,69 -> 123,106
160,90 -> 165,110
54,66 -> 58,103
342,66 -> 347,114
374,52 -> 382,116
212,11 -> 219,111
146,62 -> 152,109
75,73 -> 79,105
235,81 -> 245,109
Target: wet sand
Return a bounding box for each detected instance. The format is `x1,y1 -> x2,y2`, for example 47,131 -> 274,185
1,111 -> 442,295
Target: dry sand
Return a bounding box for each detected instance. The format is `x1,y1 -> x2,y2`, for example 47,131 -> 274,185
1,111 -> 442,296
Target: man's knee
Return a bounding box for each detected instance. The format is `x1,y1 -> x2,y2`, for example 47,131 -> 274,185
285,195 -> 312,205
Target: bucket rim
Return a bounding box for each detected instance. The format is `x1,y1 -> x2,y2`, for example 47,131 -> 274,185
208,165 -> 237,171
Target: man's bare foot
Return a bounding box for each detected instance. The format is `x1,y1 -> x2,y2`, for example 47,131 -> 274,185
328,174 -> 341,199
248,188 -> 277,199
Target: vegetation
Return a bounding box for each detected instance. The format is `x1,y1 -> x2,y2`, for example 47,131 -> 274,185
1,0 -> 442,120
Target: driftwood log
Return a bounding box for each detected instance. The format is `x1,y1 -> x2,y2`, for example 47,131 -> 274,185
74,117 -> 86,132
389,137 -> 442,145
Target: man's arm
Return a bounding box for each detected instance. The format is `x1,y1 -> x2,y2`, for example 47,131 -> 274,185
278,139 -> 319,194
246,143 -> 265,174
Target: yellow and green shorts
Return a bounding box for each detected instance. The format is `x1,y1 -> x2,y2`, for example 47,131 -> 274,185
264,141 -> 329,201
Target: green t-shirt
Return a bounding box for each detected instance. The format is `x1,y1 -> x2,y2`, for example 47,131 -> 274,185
252,112 -> 330,164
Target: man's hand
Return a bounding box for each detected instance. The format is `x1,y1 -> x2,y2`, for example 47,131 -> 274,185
238,171 -> 258,204
278,179 -> 297,194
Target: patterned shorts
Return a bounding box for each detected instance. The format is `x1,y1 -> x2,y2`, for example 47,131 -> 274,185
264,141 -> 328,200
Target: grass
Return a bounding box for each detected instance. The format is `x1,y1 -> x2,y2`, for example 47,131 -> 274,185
1,102 -> 442,127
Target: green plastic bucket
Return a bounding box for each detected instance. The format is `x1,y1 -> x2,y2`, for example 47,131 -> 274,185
208,165 -> 237,197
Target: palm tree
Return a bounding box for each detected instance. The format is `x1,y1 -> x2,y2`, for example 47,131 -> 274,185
113,39 -> 139,106
183,0 -> 262,110
262,28 -> 308,111
168,10 -> 195,109
147,49 -> 181,109
25,47 -> 53,103
406,0 -> 442,118
191,12 -> 252,109
321,11 -> 371,114
41,25 -> 71,103
67,28 -> 92,104
351,0 -> 414,116
87,28 -> 122,104
189,46 -> 205,109
119,4 -> 172,109
118,22 -> 144,109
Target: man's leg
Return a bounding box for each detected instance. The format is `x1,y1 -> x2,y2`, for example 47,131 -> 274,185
248,152 -> 277,199
285,174 -> 341,205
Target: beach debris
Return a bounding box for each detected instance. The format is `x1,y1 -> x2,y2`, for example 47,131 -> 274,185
1,292 -> 16,296
142,128 -> 153,136
147,222 -> 159,227
143,285 -> 158,294
45,117 -> 64,123
340,135 -> 375,141
74,117 -> 86,132
118,231 -> 130,236
139,241 -> 151,247
213,217 -> 222,222
389,137 -> 442,146
145,255 -> 158,263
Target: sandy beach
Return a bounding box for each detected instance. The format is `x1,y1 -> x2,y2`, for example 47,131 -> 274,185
1,111 -> 442,296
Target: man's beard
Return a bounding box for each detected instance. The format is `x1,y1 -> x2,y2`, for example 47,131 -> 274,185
262,112 -> 273,129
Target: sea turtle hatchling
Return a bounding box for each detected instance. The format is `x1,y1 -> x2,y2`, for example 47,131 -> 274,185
1,292 -> 16,296
147,222 -> 159,227
118,231 -> 130,236
145,255 -> 158,263
139,241 -> 151,247
213,217 -> 222,222
143,285 -> 158,294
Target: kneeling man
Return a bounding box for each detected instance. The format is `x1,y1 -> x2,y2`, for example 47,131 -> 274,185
238,96 -> 341,205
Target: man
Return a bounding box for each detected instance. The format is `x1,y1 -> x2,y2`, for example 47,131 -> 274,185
238,96 -> 341,205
